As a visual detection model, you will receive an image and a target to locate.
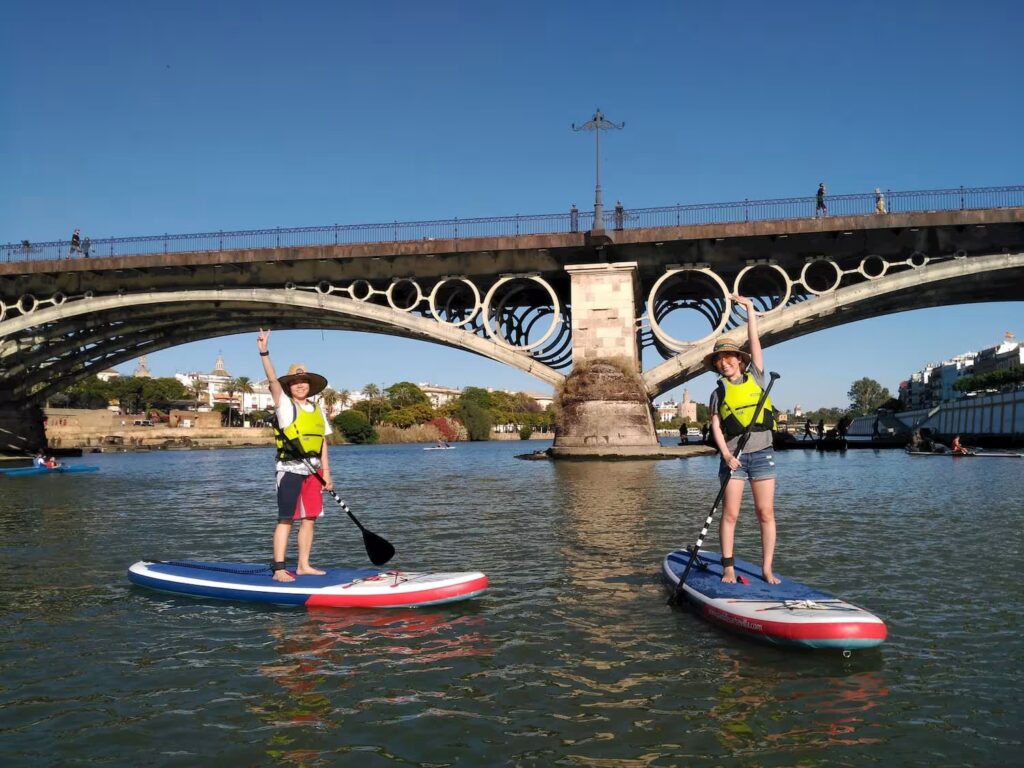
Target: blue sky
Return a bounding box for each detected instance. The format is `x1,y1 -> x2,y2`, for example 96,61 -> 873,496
2,1 -> 1021,409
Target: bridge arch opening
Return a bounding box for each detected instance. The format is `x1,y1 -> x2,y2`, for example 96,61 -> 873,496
733,264 -> 791,313
386,278 -> 422,312
648,268 -> 729,353
429,278 -> 480,328
800,258 -> 842,294
482,276 -> 561,352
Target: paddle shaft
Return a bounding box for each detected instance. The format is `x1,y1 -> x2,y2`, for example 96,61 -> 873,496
271,422 -> 395,565
671,371 -> 780,603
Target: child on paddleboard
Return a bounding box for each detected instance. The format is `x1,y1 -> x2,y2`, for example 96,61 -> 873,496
705,295 -> 781,585
257,329 -> 333,582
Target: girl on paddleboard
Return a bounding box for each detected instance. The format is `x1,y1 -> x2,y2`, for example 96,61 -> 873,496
705,295 -> 781,585
257,329 -> 334,582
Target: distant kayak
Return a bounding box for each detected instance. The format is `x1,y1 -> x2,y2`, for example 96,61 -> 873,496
905,448 -> 1021,458
128,560 -> 488,608
0,465 -> 100,477
424,446 -> 456,451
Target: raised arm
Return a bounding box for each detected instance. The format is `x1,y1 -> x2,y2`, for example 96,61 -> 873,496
731,295 -> 763,373
257,328 -> 286,407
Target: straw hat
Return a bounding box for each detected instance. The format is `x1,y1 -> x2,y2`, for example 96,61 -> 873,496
702,338 -> 751,372
278,363 -> 328,396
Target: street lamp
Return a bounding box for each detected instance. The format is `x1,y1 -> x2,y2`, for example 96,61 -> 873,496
572,108 -> 624,234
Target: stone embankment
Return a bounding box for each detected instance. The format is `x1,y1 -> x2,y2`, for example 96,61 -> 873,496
44,407 -> 272,451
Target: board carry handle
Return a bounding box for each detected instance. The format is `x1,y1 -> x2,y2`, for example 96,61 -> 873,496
669,371 -> 780,606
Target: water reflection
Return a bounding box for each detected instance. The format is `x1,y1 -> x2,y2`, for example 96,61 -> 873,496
256,607 -> 493,761
709,649 -> 890,756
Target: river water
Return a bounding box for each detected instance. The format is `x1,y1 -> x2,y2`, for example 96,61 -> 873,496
1,441 -> 1021,767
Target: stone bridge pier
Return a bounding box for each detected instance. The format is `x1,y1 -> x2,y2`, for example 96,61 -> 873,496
551,262 -> 660,457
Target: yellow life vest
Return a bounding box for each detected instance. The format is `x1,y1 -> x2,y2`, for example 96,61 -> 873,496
716,373 -> 777,439
275,399 -> 326,461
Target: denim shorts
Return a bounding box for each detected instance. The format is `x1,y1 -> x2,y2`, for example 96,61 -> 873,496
719,447 -> 776,483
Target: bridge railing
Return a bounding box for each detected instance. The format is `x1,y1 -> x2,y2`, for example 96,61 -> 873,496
3,185 -> 1021,263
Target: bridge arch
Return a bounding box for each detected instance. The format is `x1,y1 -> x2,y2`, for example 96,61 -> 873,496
643,250 -> 1024,396
0,287 -> 565,404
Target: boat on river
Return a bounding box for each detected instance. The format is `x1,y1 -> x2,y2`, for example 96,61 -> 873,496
0,465 -> 99,477
663,549 -> 887,650
128,560 -> 489,608
905,447 -> 1022,458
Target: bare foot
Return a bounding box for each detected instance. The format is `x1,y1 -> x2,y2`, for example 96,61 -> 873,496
296,566 -> 326,576
272,569 -> 295,582
763,571 -> 781,585
721,566 -> 737,584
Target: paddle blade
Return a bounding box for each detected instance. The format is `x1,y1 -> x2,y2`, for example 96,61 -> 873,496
364,530 -> 396,566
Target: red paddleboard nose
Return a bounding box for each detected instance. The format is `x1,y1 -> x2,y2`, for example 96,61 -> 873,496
737,575 -> 750,585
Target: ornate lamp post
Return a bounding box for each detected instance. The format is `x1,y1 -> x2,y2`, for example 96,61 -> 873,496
572,108 -> 624,234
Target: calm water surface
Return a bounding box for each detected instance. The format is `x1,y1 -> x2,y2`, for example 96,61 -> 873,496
1,441 -> 1021,766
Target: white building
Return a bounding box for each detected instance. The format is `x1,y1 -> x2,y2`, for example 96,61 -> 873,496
418,383 -> 462,408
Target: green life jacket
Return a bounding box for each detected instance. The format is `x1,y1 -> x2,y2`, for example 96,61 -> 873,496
716,373 -> 777,439
275,399 -> 326,461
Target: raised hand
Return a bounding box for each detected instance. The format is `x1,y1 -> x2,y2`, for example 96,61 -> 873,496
731,294 -> 754,312
257,328 -> 271,354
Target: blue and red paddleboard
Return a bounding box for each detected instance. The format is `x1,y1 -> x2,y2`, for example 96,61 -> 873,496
128,560 -> 488,609
663,550 -> 887,650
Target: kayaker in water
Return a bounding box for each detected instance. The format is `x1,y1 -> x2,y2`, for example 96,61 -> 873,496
257,329 -> 333,583
706,295 -> 781,585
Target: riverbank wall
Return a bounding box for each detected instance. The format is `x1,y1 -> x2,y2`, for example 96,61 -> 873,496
898,388 -> 1024,446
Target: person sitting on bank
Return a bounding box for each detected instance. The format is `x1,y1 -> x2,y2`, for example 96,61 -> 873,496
706,294 -> 781,585
951,435 -> 971,455
257,328 -> 333,582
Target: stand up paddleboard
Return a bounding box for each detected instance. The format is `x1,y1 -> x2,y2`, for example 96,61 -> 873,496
663,550 -> 887,650
0,465 -> 99,477
423,446 -> 456,451
128,560 -> 488,608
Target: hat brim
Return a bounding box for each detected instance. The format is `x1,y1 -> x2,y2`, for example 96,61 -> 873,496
703,349 -> 752,372
278,372 -> 328,397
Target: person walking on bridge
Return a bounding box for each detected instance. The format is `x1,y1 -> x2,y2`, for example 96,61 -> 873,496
874,188 -> 887,214
570,203 -> 579,233
257,329 -> 334,583
69,228 -> 82,258
815,183 -> 828,216
706,294 -> 781,585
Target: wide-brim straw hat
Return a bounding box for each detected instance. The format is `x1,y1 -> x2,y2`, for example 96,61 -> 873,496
703,338 -> 752,372
278,363 -> 328,397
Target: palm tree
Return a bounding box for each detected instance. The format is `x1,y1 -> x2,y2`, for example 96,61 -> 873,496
321,387 -> 339,418
362,384 -> 381,424
232,376 -> 254,423
338,389 -> 351,410
188,377 -> 205,412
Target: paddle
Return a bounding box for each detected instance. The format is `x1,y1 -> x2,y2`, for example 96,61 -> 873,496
669,371 -> 780,607
271,423 -> 396,566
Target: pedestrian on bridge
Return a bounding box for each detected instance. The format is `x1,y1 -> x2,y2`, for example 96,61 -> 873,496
706,294 -> 782,586
570,203 -> 579,233
874,188 -> 887,214
614,201 -> 625,230
815,184 -> 828,216
82,236 -> 91,258
69,228 -> 82,258
257,329 -> 333,583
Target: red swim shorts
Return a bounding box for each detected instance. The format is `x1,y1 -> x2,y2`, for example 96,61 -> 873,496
276,471 -> 324,521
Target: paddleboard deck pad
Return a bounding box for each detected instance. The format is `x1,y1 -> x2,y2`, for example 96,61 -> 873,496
663,550 -> 886,650
128,560 -> 488,608
0,465 -> 99,477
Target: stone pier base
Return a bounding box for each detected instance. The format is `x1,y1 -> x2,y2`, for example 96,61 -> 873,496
0,404 -> 47,455
550,359 -> 661,459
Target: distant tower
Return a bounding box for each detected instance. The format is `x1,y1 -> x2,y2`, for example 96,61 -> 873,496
133,355 -> 153,378
794,403 -> 803,417
212,353 -> 229,378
